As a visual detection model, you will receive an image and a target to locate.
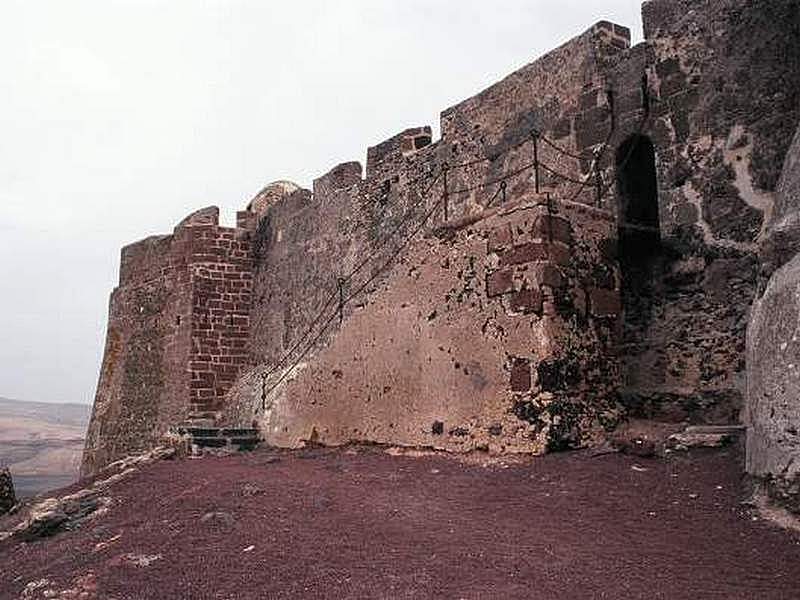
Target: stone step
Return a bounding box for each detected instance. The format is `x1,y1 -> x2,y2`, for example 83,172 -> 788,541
192,436 -> 259,451
228,437 -> 259,451
187,409 -> 221,421
180,419 -> 216,429
177,427 -> 219,437
176,427 -> 259,438
666,427 -> 742,452
683,425 -> 746,435
173,425 -> 261,455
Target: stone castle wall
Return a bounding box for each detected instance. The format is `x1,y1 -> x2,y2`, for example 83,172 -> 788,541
233,194 -> 622,453
214,22 -> 630,453
82,208 -> 253,474
240,21 -> 631,381
83,0 -> 800,476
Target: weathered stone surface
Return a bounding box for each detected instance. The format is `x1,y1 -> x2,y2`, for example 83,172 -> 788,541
0,468 -> 16,516
746,253 -> 800,511
606,0 -> 800,425
762,124 -> 800,276
486,269 -> 514,297
244,198 -> 622,455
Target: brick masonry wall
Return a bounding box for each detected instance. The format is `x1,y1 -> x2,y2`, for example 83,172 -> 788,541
186,225 -> 253,416
82,208 -> 253,475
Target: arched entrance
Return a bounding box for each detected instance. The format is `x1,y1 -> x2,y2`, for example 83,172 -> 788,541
616,135 -> 660,260
615,135 -> 662,408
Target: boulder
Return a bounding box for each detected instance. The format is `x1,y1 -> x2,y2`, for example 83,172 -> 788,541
746,253 -> 800,510
761,123 -> 800,275
0,468 -> 16,516
22,499 -> 69,539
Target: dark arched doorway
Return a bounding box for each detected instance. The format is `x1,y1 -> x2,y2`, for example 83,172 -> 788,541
617,135 -> 660,260
615,135 -> 662,408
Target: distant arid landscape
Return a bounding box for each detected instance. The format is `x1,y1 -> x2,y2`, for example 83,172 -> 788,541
0,397 -> 89,498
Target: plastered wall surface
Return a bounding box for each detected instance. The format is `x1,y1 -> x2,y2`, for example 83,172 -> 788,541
243,196 -> 622,454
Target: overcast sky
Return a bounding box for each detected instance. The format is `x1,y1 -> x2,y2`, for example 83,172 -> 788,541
0,1 -> 643,405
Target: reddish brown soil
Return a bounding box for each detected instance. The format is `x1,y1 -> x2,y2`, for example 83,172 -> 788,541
1,446 -> 799,599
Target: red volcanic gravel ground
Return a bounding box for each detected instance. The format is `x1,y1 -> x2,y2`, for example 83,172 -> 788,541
1,446 -> 800,599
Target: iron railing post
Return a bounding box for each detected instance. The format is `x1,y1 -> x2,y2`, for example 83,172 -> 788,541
532,130 -> 541,194
442,162 -> 450,222
595,169 -> 603,208
337,277 -> 345,324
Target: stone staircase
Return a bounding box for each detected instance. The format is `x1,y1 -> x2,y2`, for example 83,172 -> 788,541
186,407 -> 222,428
175,426 -> 261,455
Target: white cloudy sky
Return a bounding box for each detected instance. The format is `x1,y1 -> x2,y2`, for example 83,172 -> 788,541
0,1 -> 643,405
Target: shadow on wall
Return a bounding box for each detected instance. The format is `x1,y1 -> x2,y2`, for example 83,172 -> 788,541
615,134 -> 664,409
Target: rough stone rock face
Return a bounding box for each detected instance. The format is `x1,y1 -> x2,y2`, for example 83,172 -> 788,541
747,254 -> 800,513
608,0 -> 800,424
747,115 -> 800,513
0,468 -> 16,515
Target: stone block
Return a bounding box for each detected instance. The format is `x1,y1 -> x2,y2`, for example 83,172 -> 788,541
510,358 -> 532,392
499,242 -> 548,267
488,226 -> 513,253
547,244 -> 571,267
538,264 -> 566,289
576,120 -> 610,150
509,288 -> 543,315
486,269 -> 514,297
534,215 -> 572,245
